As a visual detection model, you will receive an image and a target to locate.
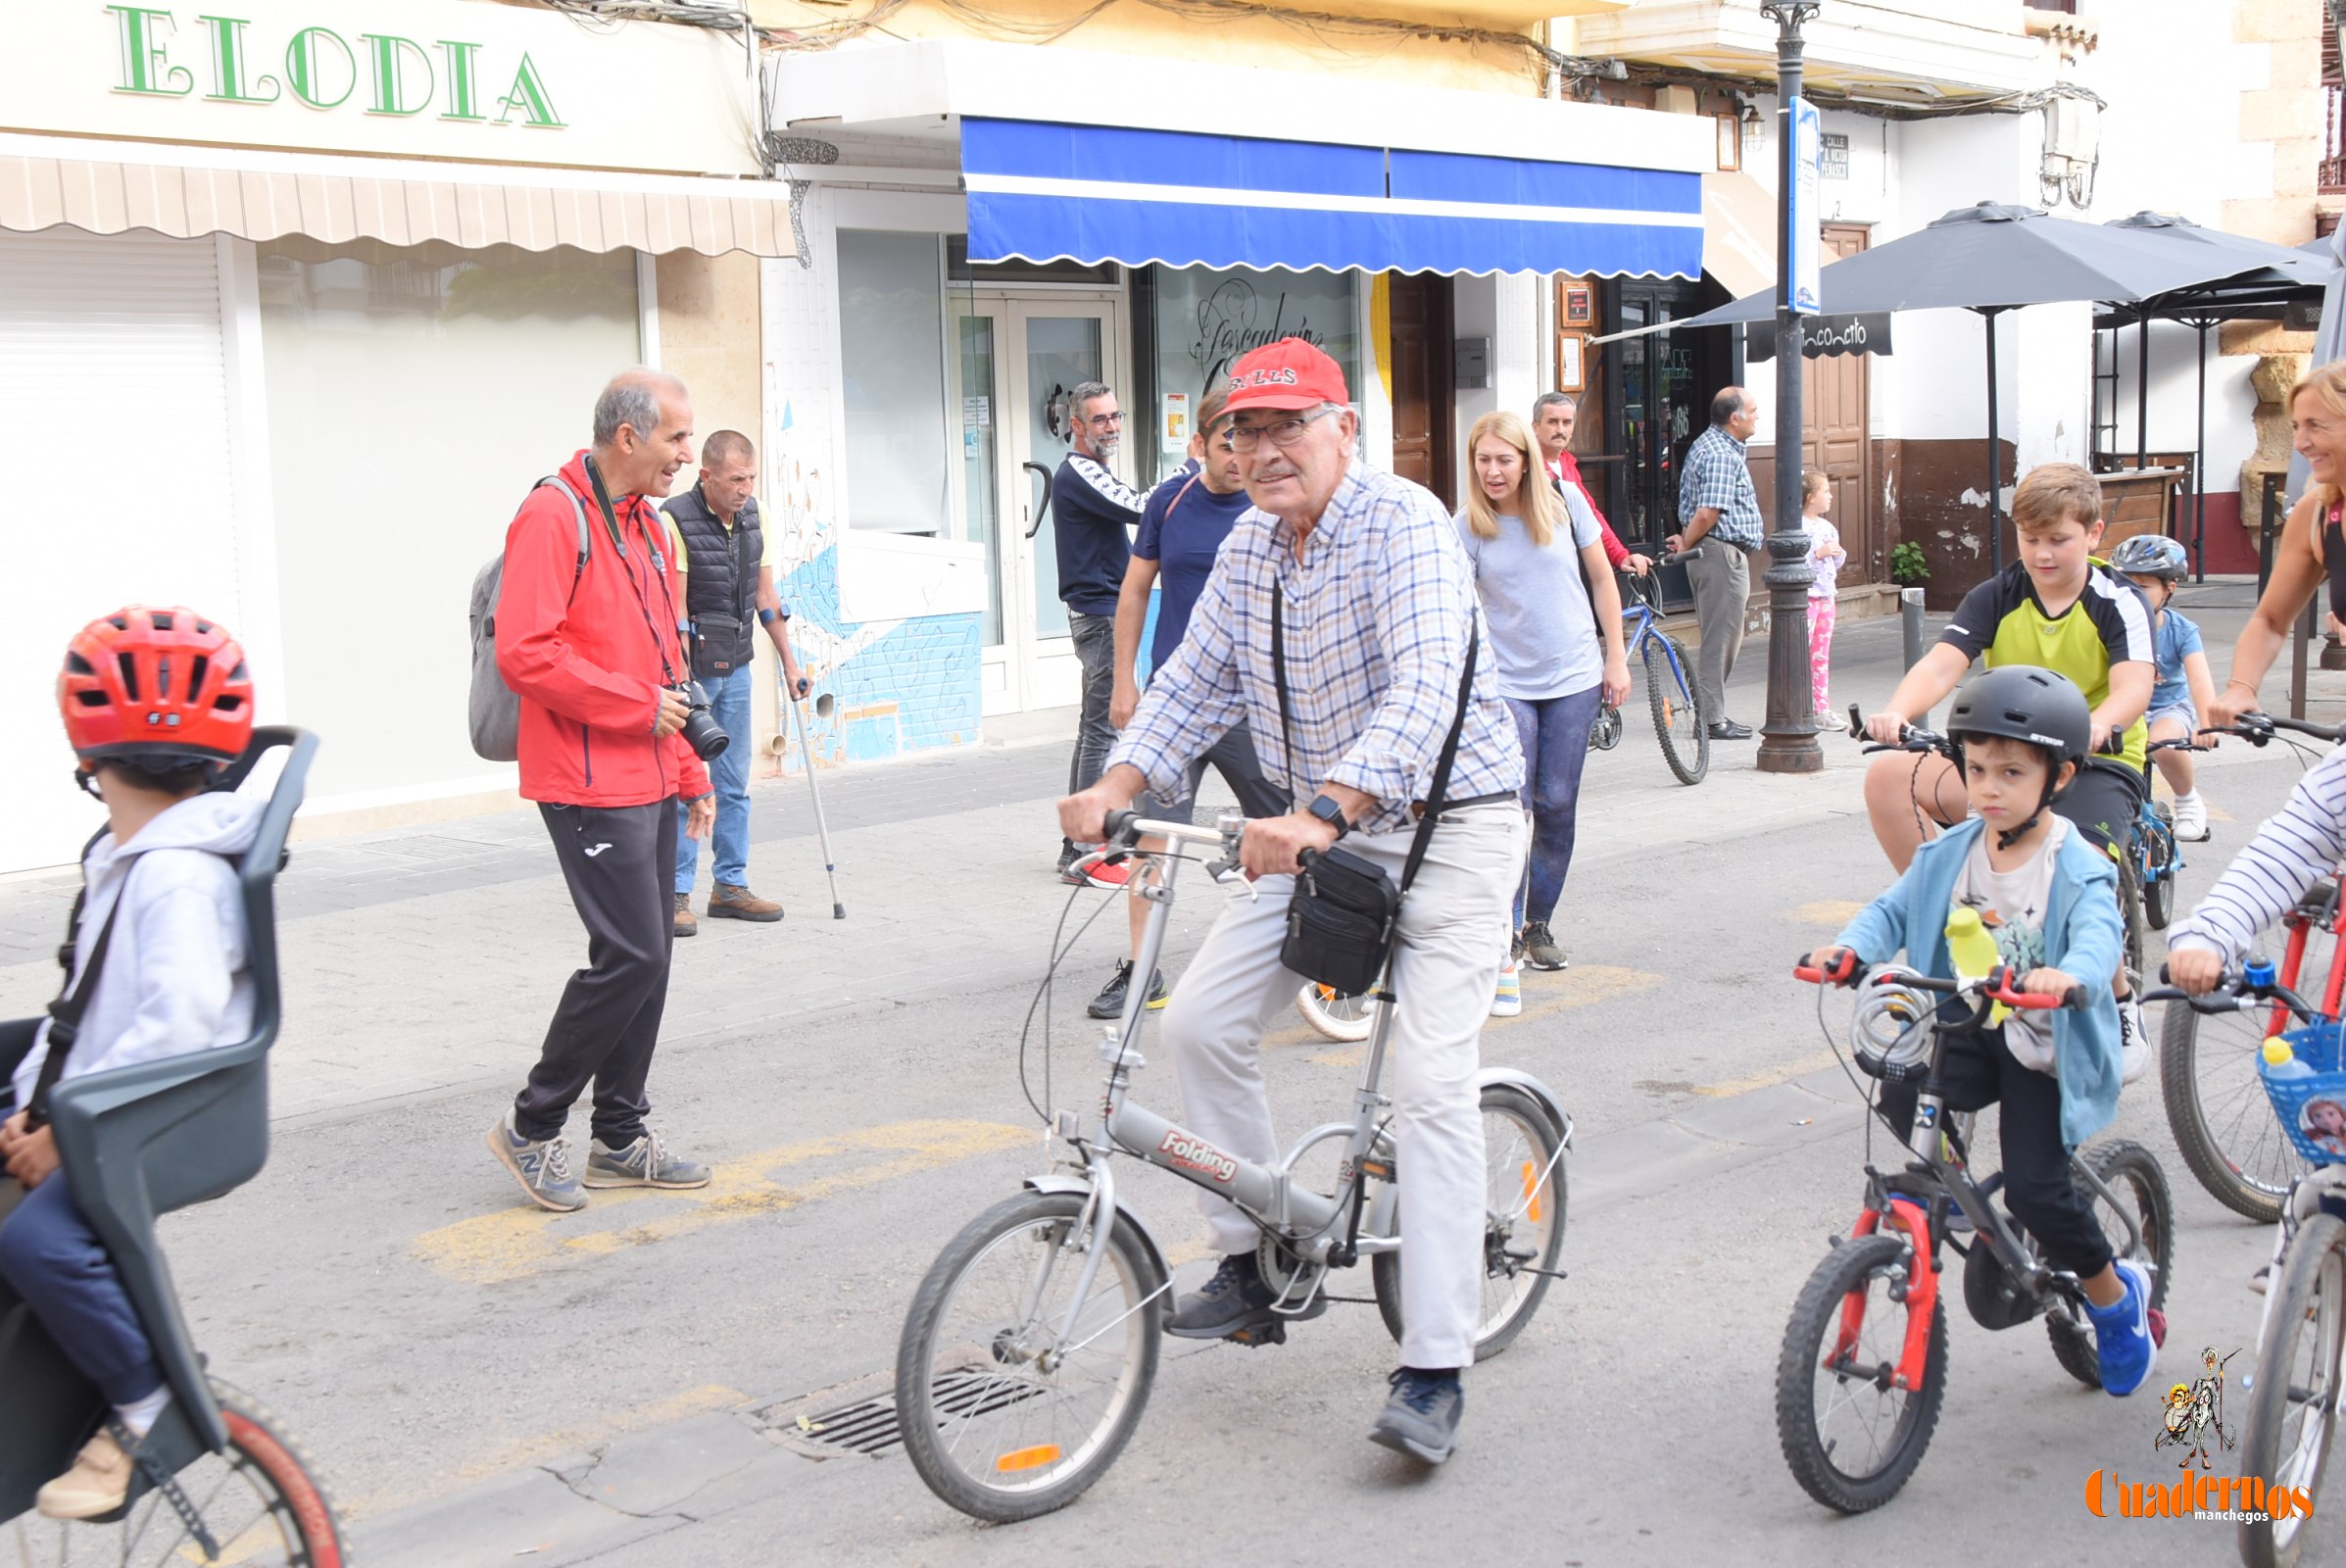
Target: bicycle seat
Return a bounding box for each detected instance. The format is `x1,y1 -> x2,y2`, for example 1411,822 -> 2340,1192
0,728 -> 316,1519
2295,878 -> 2341,924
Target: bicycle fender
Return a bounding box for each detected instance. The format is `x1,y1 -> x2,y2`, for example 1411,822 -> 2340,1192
1023,1173 -> 1174,1290
1479,1067 -> 1574,1148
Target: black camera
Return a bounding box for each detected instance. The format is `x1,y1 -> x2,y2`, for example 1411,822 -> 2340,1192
674,681 -> 729,760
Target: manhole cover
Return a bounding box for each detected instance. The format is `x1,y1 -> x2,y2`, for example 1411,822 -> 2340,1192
789,1371 -> 1047,1458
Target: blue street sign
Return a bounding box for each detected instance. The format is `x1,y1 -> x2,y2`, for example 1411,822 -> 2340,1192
1788,95 -> 1822,315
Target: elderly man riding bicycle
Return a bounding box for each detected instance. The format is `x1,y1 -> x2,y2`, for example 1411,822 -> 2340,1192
1057,337 -> 1525,1466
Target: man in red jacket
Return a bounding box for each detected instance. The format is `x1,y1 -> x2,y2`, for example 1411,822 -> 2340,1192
488,368 -> 718,1214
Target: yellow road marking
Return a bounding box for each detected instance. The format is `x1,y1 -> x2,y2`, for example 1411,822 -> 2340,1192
1303,964 -> 1663,1067
1688,1049 -> 1842,1098
415,1120 -> 1034,1285
1784,900 -> 1867,927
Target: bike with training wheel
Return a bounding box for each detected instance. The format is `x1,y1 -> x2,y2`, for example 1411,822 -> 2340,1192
2158,711 -> 2346,1223
1780,953 -> 2174,1513
895,808 -> 1572,1522
0,730 -> 345,1568
1588,549 -> 1708,785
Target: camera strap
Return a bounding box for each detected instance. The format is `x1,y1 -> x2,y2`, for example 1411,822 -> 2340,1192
584,455 -> 683,689
1270,582 -> 1477,896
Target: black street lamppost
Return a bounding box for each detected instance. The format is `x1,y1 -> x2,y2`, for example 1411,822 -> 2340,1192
1757,0 -> 1824,774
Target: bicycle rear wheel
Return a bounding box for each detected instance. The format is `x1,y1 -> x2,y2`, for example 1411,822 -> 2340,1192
896,1189 -> 1165,1523
2046,1139 -> 2174,1388
2241,1209 -> 2346,1568
1295,983 -> 1377,1044
2,1384 -> 343,1568
1775,1233 -> 1947,1513
2143,804 -> 2176,931
2160,919 -> 2320,1222
1371,1085 -> 1565,1360
1642,635 -> 1709,786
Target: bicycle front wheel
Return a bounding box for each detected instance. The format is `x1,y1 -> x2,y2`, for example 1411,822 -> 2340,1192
1295,983 -> 1377,1044
1775,1233 -> 1947,1514
1,1384 -> 344,1568
1371,1084 -> 1566,1360
2161,933 -> 2314,1223
896,1190 -> 1165,1523
2241,1209 -> 2346,1568
2143,804 -> 2176,931
1642,634 -> 1709,786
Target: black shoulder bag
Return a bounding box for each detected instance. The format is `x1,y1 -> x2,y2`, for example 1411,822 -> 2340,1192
1271,583 -> 1478,997
21,864 -> 137,1130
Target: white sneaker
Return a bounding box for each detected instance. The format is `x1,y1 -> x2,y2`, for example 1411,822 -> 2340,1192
2172,793 -> 2210,842
2119,997 -> 2151,1086
1491,959 -> 1523,1018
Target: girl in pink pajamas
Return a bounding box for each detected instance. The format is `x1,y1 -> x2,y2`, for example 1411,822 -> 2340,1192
1802,471 -> 1845,715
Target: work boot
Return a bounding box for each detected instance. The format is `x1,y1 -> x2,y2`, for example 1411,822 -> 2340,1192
486,1111 -> 584,1213
708,883 -> 783,922
36,1428 -> 133,1519
673,893 -> 698,938
1369,1368 -> 1465,1464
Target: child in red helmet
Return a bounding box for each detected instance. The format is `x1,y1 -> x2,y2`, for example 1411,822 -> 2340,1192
0,607 -> 265,1519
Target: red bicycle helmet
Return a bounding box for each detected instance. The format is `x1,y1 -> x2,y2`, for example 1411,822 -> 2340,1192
58,606 -> 255,771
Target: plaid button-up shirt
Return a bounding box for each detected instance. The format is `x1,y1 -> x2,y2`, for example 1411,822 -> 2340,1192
1108,463 -> 1523,836
1678,424 -> 1765,551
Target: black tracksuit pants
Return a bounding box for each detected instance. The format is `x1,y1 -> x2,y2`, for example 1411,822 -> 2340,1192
1874,1025 -> 2114,1278
513,800 -> 677,1146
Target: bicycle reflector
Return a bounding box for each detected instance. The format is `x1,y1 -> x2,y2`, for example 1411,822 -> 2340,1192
1852,978 -> 1935,1083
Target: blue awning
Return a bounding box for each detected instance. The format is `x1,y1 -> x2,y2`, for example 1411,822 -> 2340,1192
961,119 -> 1702,279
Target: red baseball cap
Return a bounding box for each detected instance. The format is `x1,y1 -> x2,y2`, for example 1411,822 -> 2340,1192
1224,337 -> 1349,414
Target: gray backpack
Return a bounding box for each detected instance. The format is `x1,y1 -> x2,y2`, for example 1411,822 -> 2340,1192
468,475 -> 592,761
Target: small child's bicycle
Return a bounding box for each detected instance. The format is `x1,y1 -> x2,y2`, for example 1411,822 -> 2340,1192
0,729 -> 343,1567
2148,961 -> 2346,1568
1779,956 -> 2174,1513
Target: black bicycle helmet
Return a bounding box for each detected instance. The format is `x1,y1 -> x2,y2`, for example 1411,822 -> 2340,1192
1946,665 -> 2092,849
2108,533 -> 2188,582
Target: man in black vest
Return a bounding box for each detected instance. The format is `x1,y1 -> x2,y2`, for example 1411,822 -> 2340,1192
661,429 -> 808,936
1052,380 -> 1146,888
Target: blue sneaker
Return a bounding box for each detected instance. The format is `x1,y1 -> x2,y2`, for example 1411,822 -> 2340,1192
487,1111 -> 585,1213
2084,1258 -> 2158,1396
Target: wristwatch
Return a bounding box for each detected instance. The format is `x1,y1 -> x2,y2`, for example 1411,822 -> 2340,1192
1306,794 -> 1350,839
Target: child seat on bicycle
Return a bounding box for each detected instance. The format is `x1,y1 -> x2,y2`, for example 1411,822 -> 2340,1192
1816,665 -> 2158,1396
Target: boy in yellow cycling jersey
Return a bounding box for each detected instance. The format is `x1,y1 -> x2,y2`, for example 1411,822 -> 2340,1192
1857,462 -> 2156,1076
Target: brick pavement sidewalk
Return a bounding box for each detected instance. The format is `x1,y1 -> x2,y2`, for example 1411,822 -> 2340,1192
2,588 -> 2294,1132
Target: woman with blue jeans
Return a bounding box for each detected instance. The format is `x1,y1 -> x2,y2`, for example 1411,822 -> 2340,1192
1456,411 -> 1631,999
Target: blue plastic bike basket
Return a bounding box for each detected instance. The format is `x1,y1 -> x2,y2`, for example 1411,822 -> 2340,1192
2258,1021 -> 2346,1168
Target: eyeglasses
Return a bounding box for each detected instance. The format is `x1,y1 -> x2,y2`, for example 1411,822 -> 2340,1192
1226,406 -> 1339,453
1084,410 -> 1126,429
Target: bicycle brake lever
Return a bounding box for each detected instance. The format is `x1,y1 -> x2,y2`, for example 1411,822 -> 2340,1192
1205,857 -> 1257,901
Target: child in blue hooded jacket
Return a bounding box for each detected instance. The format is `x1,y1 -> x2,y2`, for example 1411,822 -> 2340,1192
1806,665 -> 2158,1396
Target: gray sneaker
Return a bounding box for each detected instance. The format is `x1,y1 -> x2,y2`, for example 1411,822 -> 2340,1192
1520,921 -> 1568,972
1369,1367 -> 1463,1464
487,1112 -> 585,1213
582,1128 -> 711,1190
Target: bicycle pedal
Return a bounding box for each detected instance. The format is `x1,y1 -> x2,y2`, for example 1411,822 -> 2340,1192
2148,1306 -> 2168,1348
1224,1319 -> 1288,1348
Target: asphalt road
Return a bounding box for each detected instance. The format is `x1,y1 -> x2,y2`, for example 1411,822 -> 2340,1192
137,626 -> 2346,1568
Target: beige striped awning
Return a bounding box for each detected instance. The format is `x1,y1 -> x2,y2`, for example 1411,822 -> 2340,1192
0,149 -> 795,259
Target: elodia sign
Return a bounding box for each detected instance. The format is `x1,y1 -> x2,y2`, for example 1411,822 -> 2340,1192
107,6 -> 562,126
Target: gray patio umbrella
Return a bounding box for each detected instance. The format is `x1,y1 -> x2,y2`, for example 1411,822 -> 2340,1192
2291,225 -> 2346,502
1677,202 -> 2271,570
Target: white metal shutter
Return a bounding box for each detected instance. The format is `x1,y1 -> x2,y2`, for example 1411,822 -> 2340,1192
0,229 -> 241,872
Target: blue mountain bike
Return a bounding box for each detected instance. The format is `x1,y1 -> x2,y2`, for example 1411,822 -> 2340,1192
1588,548 -> 1709,785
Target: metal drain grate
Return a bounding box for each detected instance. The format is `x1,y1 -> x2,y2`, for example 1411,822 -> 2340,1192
793,1371 -> 1048,1457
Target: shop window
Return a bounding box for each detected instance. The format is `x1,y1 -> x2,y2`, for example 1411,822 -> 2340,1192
838,229 -> 954,535
1140,266 -> 1360,487
255,239 -> 640,799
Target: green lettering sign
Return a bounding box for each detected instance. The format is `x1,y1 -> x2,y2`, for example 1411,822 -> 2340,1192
283,25 -> 356,109
359,33 -> 432,116
109,5 -> 194,96
437,37 -> 483,122
494,53 -> 562,128
196,15 -> 280,103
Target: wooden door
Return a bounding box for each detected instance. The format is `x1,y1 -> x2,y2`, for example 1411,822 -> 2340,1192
1801,223 -> 1877,581
1387,272 -> 1454,509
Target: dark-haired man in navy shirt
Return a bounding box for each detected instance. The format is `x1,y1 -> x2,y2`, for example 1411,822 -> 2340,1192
1089,385 -> 1290,1019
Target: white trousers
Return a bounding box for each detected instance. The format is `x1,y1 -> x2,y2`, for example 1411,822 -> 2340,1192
1159,802 -> 1525,1370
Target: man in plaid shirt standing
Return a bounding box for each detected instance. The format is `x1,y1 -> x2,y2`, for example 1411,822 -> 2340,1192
1667,386 -> 1766,741
1058,338 -> 1525,1468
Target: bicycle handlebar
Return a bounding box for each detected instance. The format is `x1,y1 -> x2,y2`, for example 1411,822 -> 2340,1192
2219,712 -> 2346,748
1659,547 -> 1703,566
2142,961 -> 2319,1020
1793,953 -> 2082,1010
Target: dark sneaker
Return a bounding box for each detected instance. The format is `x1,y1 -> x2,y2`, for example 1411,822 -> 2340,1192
673,893 -> 698,938
1707,720 -> 1754,741
2084,1259 -> 2159,1396
1520,921 -> 1568,972
582,1128 -> 711,1190
1088,958 -> 1168,1019
488,1111 -> 585,1213
708,883 -> 783,922
1168,1253 -> 1281,1340
1369,1367 -> 1464,1464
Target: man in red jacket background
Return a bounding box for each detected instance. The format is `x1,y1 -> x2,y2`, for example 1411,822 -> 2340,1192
488,367 -> 718,1214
